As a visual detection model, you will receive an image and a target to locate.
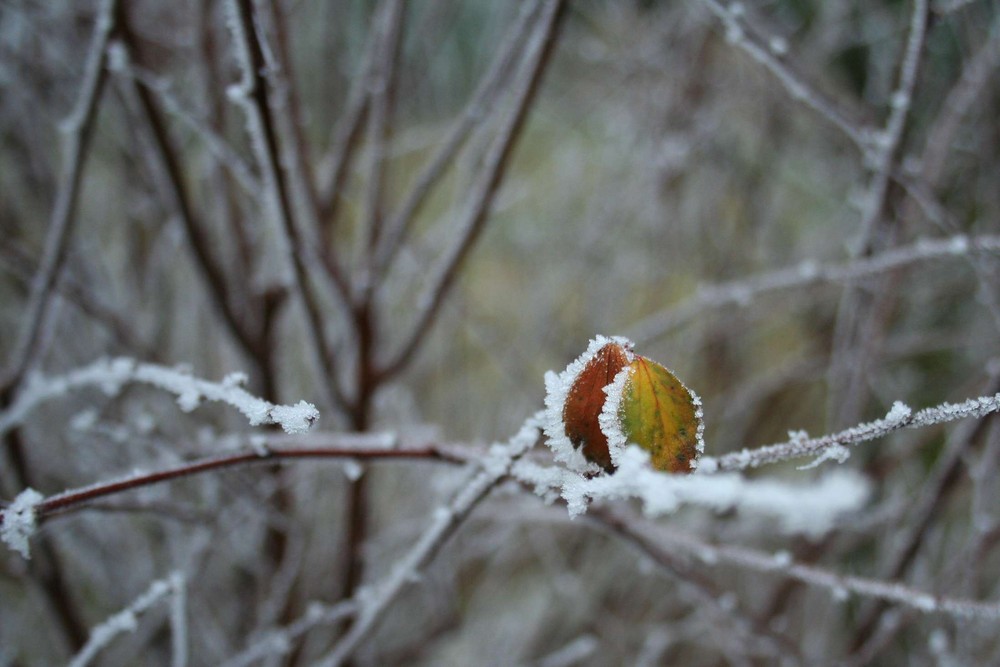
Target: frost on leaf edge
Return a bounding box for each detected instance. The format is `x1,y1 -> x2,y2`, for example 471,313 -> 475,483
597,354 -> 706,472
542,335 -> 634,473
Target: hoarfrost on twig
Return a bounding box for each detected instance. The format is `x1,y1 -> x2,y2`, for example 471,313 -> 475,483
0,488 -> 44,559
0,357 -> 320,437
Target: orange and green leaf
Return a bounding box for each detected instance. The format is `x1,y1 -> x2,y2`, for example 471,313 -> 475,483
618,356 -> 700,473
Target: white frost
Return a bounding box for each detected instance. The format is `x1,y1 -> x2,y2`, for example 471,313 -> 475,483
885,401 -> 912,424
542,336 -> 633,472
597,365 -> 632,467
0,358 -> 321,438
1,488 -> 44,559
512,446 -> 870,536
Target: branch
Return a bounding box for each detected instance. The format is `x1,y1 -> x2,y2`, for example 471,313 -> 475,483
0,358 -> 319,439
359,0 -> 405,270
112,22 -> 261,361
1,0 -> 118,392
919,16 -> 1000,187
379,0 -> 566,381
853,0 -> 929,252
705,390 -> 1000,473
700,0 -> 870,151
224,0 -> 350,411
372,0 -> 542,280
607,513 -> 1000,623
219,601 -> 357,667
109,51 -> 259,196
628,233 -> 1000,343
0,438 -> 465,533
67,572 -> 184,667
313,414 -> 543,667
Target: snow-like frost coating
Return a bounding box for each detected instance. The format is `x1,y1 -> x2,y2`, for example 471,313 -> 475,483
597,365 -> 632,467
542,335 -> 633,472
1,487 -> 44,559
0,357 -> 320,437
511,447 -> 870,536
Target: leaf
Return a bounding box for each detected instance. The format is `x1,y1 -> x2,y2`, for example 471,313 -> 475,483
617,356 -> 701,473
563,342 -> 630,472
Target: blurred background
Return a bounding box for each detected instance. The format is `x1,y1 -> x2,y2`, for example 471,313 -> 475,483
2,0 -> 1000,664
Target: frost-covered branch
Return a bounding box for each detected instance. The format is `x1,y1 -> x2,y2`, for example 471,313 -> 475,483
0,0 -> 118,392
224,0 -> 350,411
707,392 -> 1000,472
107,46 -> 258,195
629,233 -> 1000,343
854,0 -> 928,250
372,0 -> 543,278
0,436 -> 466,556
219,601 -> 356,667
313,414 -> 543,667
513,447 -> 869,536
701,0 -> 869,150
68,572 -> 185,667
0,358 -> 319,438
618,516 -> 1000,622
379,0 -> 565,380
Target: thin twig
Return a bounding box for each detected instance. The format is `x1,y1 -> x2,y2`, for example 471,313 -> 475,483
112,21 -> 261,362
610,514 -> 1000,623
372,0 -> 542,282
313,415 -> 542,667
67,572 -> 184,667
704,389 -> 1000,473
1,0 -> 118,393
379,0 -> 566,381
700,0 -> 870,151
110,53 -> 259,195
628,233 -> 1000,344
224,0 -> 350,412
360,0 -> 404,275
0,440 -> 467,528
0,357 -> 319,439
853,0 -> 929,252
590,508 -> 803,663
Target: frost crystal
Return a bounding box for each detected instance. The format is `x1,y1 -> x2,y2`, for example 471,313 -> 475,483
597,365 -> 632,467
885,401 -> 912,424
1,488 -> 44,559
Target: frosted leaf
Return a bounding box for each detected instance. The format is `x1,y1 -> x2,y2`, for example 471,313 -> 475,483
690,389 -> 706,459
1,488 -> 44,559
543,336 -> 633,473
